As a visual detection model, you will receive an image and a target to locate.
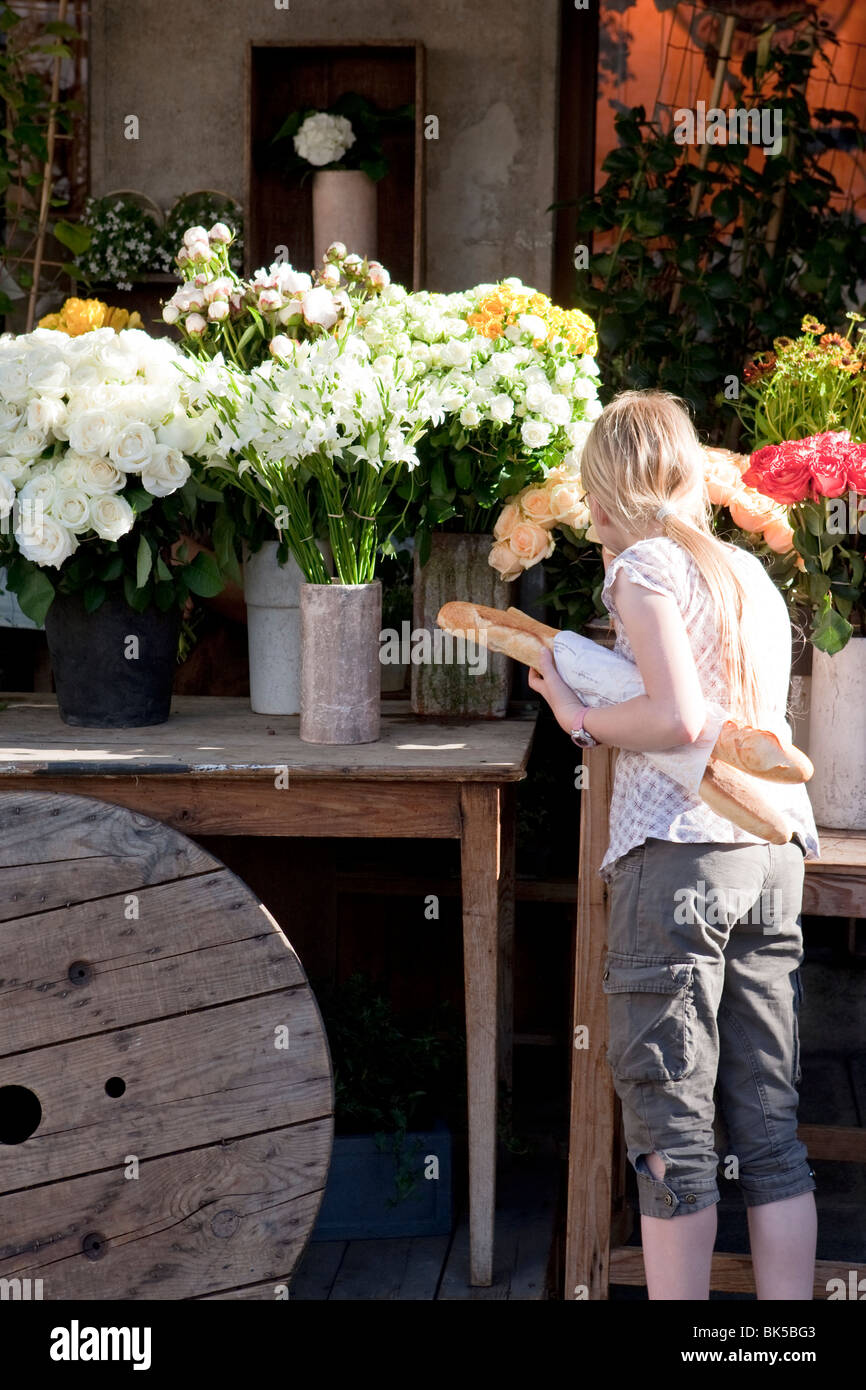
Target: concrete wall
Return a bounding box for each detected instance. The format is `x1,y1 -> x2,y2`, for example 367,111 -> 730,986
89,0 -> 560,292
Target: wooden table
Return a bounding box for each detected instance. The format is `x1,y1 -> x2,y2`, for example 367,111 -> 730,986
0,694 -> 537,1288
565,744 -> 866,1300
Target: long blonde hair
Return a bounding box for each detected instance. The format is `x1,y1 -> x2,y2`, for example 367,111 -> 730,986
580,389 -> 762,726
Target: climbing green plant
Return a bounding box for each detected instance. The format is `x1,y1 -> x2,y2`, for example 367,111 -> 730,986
573,17 -> 866,438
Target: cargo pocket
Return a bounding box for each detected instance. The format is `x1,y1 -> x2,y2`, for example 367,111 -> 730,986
792,968 -> 804,1087
603,956 -> 695,1083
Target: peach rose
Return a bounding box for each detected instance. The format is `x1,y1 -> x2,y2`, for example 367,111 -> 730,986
761,515 -> 796,553
704,447 -> 745,507
520,486 -> 556,526
548,480 -> 586,522
493,501 -> 522,541
488,538 -> 524,580
508,520 -> 556,568
727,487 -> 779,532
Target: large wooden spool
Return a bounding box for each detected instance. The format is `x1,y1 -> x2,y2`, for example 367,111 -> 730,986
0,790 -> 333,1300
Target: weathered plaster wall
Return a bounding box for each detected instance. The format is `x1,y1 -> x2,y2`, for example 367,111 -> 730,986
89,0 -> 560,291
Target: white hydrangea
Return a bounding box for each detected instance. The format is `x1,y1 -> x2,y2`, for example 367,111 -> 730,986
294,112 -> 356,167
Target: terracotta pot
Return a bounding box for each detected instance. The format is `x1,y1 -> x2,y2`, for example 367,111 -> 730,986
312,170 -> 377,265
300,582 -> 381,744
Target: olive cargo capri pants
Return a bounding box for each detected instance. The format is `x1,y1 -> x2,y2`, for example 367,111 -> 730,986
603,837 -> 816,1219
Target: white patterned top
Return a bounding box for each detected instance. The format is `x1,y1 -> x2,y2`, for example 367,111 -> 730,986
598,536 -> 820,877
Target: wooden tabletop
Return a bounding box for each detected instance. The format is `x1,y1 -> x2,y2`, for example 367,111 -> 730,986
0,695 -> 537,783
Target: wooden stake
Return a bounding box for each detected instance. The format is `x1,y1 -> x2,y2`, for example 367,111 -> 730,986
25,0 -> 70,332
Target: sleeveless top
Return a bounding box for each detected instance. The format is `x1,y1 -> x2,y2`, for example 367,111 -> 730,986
598,536 -> 820,876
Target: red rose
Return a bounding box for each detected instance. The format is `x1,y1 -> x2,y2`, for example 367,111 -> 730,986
808,430 -> 853,498
743,442 -> 812,504
845,442 -> 866,493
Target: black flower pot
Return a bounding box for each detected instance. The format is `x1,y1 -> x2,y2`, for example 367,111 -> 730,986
45,591 -> 180,728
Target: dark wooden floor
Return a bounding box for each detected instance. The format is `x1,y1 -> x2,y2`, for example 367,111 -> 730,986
290,1150 -> 563,1301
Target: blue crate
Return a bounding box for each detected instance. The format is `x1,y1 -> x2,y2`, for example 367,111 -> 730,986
311,1123 -> 452,1241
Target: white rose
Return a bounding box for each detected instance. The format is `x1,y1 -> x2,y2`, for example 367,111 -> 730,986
28,359 -> 71,395
541,394 -> 572,426
90,493 -> 135,542
141,444 -> 191,498
77,455 -> 125,494
571,377 -> 598,400
0,362 -> 30,403
460,404 -> 481,429
0,454 -> 31,482
524,382 -> 552,412
50,488 -> 92,532
488,394 -> 515,424
301,286 -> 340,328
518,314 -> 548,341
520,419 -> 552,449
585,398 -> 604,421
0,473 -> 14,519
579,354 -> 600,377
27,396 -> 66,434
109,422 -> 157,474
294,112 -> 356,167
19,472 -> 57,509
555,362 -> 577,385
15,510 -> 76,568
9,424 -> 49,460
440,339 -> 472,368
67,409 -> 115,456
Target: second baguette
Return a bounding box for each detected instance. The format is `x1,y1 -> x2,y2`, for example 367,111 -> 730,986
699,757 -> 792,845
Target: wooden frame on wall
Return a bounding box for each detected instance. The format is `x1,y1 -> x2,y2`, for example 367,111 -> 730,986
244,39 -> 426,288
552,1 -> 599,306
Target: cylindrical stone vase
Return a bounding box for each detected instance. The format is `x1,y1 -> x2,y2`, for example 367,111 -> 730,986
806,634 -> 866,828
312,170 -> 378,266
244,542 -> 306,716
300,582 -> 382,744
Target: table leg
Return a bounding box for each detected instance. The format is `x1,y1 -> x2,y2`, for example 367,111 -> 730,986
565,744 -> 618,1300
459,781 -> 507,1287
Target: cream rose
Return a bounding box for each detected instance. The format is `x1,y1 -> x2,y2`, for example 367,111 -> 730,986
0,473 -> 14,520
548,481 -> 587,523
520,419 -> 552,449
50,488 -> 92,533
67,410 -> 115,456
489,393 -> 514,423
0,454 -> 31,483
508,520 -> 556,568
90,493 -> 135,542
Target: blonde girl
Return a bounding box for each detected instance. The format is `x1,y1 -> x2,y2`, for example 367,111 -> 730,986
529,390 -> 819,1301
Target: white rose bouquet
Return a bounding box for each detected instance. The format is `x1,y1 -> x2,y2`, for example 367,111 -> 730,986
359,279 -> 601,561
0,325 -> 231,623
184,331 -> 434,585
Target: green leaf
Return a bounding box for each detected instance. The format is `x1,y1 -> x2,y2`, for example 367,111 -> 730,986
123,573 -> 152,612
271,110 -> 303,144
98,553 -> 124,581
11,566 -> 55,625
184,549 -> 224,598
711,190 -> 739,225
811,601 -> 853,655
83,581 -> 106,613
136,533 -> 153,588
53,219 -> 91,255
156,555 -> 172,583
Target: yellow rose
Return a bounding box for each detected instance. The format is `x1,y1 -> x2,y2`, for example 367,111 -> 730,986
493,501 -> 522,540
508,520 -> 556,569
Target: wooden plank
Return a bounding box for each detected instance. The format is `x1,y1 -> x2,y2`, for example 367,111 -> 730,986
497,782 -> 516,1093
459,782 -> 503,1287
328,1235 -> 449,1301
438,1158 -> 558,1301
0,696 -> 536,782
810,828 -> 866,870
286,1241 -> 348,1301
0,777 -> 463,839
798,1124 -> 866,1163
802,871 -> 866,919
610,1246 -> 866,1298
565,744 -> 619,1302
0,1122 -> 331,1300
0,871 -> 303,1054
0,989 -> 331,1191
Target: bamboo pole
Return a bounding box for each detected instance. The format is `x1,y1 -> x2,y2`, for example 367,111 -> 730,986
25,0 -> 70,332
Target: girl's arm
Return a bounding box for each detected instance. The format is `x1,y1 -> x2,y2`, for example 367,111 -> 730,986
527,571 -> 708,753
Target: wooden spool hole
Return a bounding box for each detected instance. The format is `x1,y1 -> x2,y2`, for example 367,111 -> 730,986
0,1085 -> 42,1144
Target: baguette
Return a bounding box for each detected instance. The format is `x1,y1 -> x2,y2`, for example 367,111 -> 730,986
714,719 -> 813,784
437,601 -> 556,668
699,757 -> 792,844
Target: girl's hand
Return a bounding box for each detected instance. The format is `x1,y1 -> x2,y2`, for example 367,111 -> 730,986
527,648 -> 588,736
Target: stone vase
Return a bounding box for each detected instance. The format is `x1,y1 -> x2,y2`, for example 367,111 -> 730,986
243,542 -> 307,716
300,582 -> 382,744
312,170 -> 378,265
806,635 -> 866,828
411,532 -> 514,719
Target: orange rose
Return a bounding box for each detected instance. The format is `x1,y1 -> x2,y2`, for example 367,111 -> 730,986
521,487 -> 556,525
761,515 -> 796,553
727,487 -> 779,532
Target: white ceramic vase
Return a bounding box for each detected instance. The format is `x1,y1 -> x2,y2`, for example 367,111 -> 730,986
806,635 -> 866,828
312,170 -> 378,265
243,542 -> 308,716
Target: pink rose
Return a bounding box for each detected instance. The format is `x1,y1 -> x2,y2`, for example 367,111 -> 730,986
488,539 -> 524,581
508,521 -> 556,568
493,502 -> 521,540
521,487 -> 555,525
